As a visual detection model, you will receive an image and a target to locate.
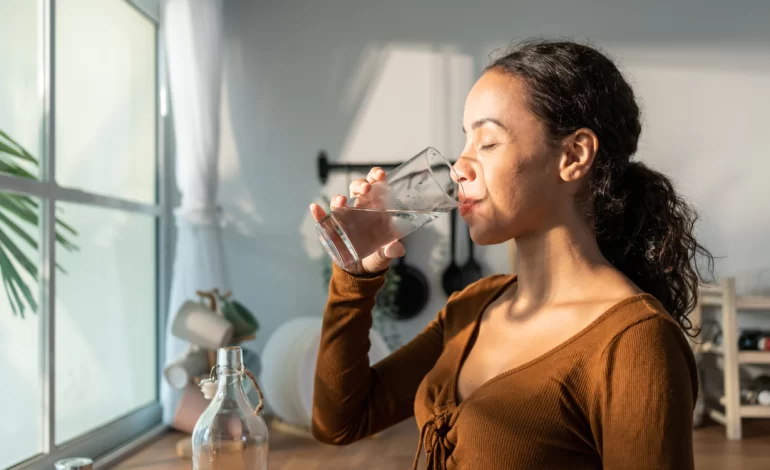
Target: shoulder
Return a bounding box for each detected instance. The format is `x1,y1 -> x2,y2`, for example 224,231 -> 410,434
440,274 -> 516,334
596,296 -> 697,392
602,295 -> 691,351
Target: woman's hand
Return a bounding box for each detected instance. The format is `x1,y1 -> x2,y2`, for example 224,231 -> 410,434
310,167 -> 405,275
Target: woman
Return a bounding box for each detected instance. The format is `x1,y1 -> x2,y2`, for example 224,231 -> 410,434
308,39 -> 713,470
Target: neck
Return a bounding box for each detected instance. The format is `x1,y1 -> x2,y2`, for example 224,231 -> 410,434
512,217 -> 611,308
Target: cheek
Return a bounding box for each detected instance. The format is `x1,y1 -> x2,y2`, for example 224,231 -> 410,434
485,156 -> 538,215
482,150 -> 560,233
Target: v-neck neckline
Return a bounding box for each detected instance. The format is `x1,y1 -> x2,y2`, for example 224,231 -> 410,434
448,278 -> 655,409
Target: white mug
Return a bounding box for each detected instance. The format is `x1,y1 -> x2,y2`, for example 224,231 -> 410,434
171,300 -> 234,350
164,346 -> 209,390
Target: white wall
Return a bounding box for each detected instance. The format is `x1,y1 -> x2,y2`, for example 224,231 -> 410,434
216,0 -> 770,354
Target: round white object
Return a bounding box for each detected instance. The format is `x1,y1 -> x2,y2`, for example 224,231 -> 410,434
165,366 -> 190,390
757,389 -> 770,406
260,317 -> 319,424
260,316 -> 391,428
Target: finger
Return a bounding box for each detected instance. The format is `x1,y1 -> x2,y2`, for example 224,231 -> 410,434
366,167 -> 387,184
330,195 -> 347,209
349,179 -> 371,197
364,241 -> 405,272
309,203 -> 328,222
382,240 -> 405,259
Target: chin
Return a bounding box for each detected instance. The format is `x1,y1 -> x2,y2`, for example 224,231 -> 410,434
466,222 -> 509,246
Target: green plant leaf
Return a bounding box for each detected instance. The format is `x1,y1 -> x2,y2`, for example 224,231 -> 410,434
0,141 -> 35,165
0,129 -> 76,318
0,210 -> 37,250
55,216 -> 78,236
54,233 -> 78,252
0,243 -> 37,316
7,194 -> 78,241
0,160 -> 37,180
0,267 -> 21,317
0,193 -> 37,225
0,129 -> 38,165
0,225 -> 38,280
0,194 -> 78,251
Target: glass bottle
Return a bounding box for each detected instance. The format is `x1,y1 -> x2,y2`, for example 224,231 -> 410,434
192,346 -> 269,469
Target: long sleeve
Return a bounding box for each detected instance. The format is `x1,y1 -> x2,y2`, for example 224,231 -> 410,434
311,264 -> 447,445
598,315 -> 698,469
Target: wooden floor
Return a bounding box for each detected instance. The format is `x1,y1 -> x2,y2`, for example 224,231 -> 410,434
113,418 -> 770,469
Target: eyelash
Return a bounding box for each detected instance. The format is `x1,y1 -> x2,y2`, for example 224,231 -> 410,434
479,143 -> 498,151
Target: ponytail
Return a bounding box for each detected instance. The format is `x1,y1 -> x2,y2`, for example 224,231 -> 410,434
594,161 -> 714,334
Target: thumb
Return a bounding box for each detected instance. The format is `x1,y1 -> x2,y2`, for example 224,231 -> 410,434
364,241 -> 405,272
383,241 -> 405,259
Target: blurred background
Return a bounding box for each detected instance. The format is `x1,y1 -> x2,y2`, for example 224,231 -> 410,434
1,0 -> 769,469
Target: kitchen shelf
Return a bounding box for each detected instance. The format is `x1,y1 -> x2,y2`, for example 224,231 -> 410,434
740,405 -> 770,418
738,351 -> 770,364
700,295 -> 770,311
690,278 -> 770,440
741,405 -> 770,418
700,345 -> 770,364
708,406 -> 770,422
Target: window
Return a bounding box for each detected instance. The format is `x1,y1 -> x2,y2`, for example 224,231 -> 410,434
0,1 -> 166,468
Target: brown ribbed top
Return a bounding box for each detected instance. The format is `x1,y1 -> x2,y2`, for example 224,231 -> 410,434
312,264 -> 698,470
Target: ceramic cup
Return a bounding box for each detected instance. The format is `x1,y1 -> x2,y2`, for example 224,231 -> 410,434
172,384 -> 210,433
171,300 -> 234,350
164,346 -> 209,390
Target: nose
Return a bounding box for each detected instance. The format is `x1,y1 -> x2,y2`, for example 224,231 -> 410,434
451,156 -> 476,185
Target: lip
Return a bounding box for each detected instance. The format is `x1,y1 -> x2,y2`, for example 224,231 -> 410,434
458,199 -> 478,216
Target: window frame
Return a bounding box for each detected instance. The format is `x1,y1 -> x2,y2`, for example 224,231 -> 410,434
3,1 -> 170,468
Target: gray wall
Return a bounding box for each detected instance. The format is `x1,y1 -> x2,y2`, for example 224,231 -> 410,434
214,0 -> 770,353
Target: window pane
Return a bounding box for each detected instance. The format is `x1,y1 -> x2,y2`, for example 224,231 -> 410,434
0,0 -> 43,179
0,192 -> 42,468
56,0 -> 157,204
55,203 -> 156,444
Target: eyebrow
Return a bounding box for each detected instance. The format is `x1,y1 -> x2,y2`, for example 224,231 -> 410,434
462,117 -> 509,134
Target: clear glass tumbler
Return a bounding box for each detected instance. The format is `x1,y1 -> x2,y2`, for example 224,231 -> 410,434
316,147 -> 462,269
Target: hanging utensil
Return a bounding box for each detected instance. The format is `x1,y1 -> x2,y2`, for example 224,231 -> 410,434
458,222 -> 483,286
391,249 -> 430,320
442,209 -> 464,296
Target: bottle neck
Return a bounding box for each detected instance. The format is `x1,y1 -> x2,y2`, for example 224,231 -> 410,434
216,370 -> 248,400
214,347 -> 249,402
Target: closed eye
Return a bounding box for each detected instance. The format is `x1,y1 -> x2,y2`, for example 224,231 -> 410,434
480,143 -> 498,150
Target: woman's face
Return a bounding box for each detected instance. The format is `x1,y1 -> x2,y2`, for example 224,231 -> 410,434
456,69 -> 572,245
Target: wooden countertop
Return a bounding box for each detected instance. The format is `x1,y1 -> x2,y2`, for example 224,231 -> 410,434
111,417 -> 770,469
112,418 -> 417,470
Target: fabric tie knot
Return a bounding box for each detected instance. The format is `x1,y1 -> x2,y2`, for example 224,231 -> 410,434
413,411 -> 456,470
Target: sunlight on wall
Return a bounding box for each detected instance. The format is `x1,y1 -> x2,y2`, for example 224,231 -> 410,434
614,44 -> 770,282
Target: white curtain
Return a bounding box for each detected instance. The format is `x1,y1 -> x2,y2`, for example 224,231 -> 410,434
160,0 -> 228,423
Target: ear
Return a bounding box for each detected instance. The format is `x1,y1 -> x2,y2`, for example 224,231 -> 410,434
558,128 -> 598,182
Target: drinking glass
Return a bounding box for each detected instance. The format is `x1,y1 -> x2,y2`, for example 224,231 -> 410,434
316,147 -> 462,269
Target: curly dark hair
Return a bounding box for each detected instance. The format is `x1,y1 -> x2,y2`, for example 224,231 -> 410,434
487,39 -> 714,336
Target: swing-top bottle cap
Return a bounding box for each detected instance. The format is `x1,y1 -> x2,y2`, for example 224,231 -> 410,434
217,346 -> 244,372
